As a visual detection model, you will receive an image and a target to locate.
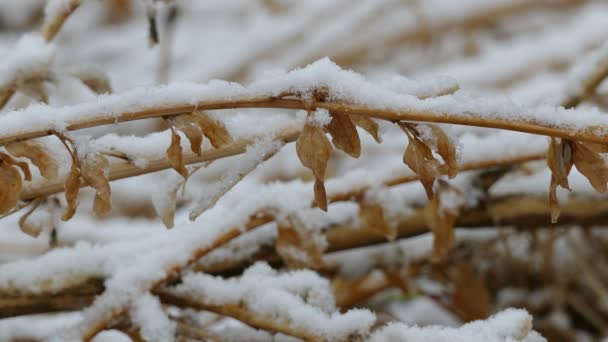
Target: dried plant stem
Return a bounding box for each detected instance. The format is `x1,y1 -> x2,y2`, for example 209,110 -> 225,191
325,151 -> 545,205
20,128 -> 300,200
562,58 -> 608,109
0,88 -> 15,109
3,98 -> 608,147
4,195 -> 608,318
40,0 -> 82,41
331,0 -> 583,68
175,321 -> 225,342
79,213 -> 274,341
159,291 -> 316,341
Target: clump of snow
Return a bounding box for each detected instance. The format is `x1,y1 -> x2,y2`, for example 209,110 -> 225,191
169,262 -> 376,340
379,75 -> 459,99
90,330 -> 133,342
1,57 -> 608,144
306,108 -> 331,127
189,138 -> 285,220
369,308 -> 544,342
0,34 -> 54,89
130,293 -> 176,342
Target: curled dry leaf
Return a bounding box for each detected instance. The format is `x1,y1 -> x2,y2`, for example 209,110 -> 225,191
170,115 -> 203,155
193,111 -> 233,148
358,201 -> 396,241
81,153 -> 111,216
0,152 -> 32,181
62,161 -> 81,221
351,115 -> 381,143
426,180 -> 463,262
18,198 -> 44,237
573,141 -> 608,193
5,141 -> 58,180
402,128 -> 440,199
427,124 -> 458,179
276,215 -> 326,270
547,138 -> 573,223
153,178 -> 182,229
167,128 -> 188,178
0,162 -> 23,215
325,112 -> 361,158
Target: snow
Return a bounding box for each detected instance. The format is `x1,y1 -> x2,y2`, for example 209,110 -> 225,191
369,308 -> 545,342
0,34 -> 54,89
90,330 -> 132,342
306,108 -> 331,127
1,1 -> 607,340
130,293 -> 176,342
189,138 -> 284,220
1,58 -> 608,145
169,262 -> 376,341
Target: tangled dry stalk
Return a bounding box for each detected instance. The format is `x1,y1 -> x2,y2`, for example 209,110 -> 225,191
2,1 -> 608,341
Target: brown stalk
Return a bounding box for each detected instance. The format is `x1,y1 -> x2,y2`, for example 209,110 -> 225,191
159,291 -> 317,341
2,97 -> 608,147
4,194 -> 608,318
330,0 -> 585,68
40,0 -> 82,41
324,151 -> 544,205
79,212 -> 275,341
20,128 -> 300,200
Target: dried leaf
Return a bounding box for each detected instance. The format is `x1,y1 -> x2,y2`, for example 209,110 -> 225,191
153,179 -> 182,228
167,128 -> 188,178
428,124 -> 458,178
573,141 -> 608,193
584,142 -> 608,154
546,139 -> 573,223
19,198 -> 44,237
351,115 -> 381,143
81,153 -> 111,216
325,113 -> 360,158
314,177 -> 328,211
62,161 -> 81,221
6,141 -> 58,180
451,262 -> 490,322
0,162 -> 23,215
426,180 -> 462,262
170,115 -> 203,155
193,112 -> 233,148
296,123 -> 332,181
358,201 -> 396,240
276,215 -> 326,270
403,130 -> 440,198
426,196 -> 455,262
0,152 -> 31,181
